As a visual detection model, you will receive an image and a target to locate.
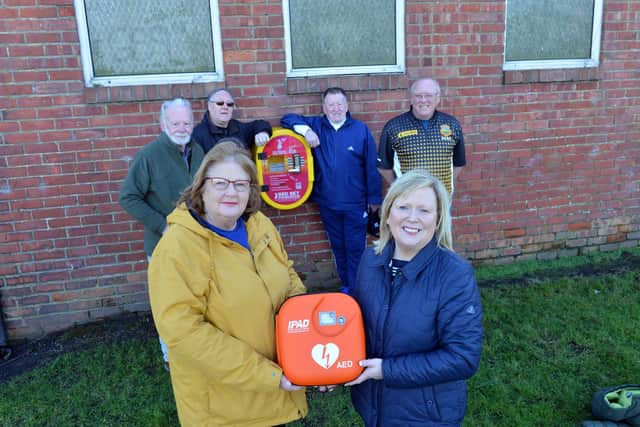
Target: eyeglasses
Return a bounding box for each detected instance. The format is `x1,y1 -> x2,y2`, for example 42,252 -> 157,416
205,176 -> 251,192
209,100 -> 235,107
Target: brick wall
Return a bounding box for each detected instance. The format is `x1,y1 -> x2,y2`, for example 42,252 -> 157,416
1,0 -> 638,339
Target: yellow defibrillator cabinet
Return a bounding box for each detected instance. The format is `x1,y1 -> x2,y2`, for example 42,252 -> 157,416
255,127 -> 314,210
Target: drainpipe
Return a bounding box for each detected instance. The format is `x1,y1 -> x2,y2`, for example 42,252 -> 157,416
0,294 -> 12,361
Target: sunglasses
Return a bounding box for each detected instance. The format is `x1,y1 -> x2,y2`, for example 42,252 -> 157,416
210,101 -> 235,107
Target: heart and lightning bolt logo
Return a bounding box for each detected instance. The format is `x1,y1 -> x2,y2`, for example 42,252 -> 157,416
311,343 -> 339,369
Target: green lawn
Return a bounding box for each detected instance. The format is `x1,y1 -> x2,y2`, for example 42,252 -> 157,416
1,247 -> 639,427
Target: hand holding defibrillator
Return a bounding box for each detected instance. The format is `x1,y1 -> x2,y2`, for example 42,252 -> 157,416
279,373 -> 304,391
275,293 -> 366,387
344,358 -> 383,386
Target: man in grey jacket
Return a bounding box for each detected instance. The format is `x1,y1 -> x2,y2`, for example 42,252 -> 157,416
119,98 -> 204,370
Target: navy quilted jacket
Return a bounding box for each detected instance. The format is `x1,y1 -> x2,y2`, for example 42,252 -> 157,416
350,237 -> 483,427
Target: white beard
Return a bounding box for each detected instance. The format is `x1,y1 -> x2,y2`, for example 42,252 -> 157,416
167,134 -> 191,146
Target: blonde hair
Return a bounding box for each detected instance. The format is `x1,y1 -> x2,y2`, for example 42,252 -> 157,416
374,170 -> 452,254
178,140 -> 261,216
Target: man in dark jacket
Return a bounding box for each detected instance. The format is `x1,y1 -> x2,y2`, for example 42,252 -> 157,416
119,98 -> 204,369
192,88 -> 272,153
281,87 -> 381,294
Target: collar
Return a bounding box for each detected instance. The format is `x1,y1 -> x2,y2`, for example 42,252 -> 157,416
181,142 -> 191,159
204,111 -> 239,135
329,119 -> 346,130
159,132 -> 193,152
322,111 -> 352,130
372,237 -> 439,281
408,107 -> 439,123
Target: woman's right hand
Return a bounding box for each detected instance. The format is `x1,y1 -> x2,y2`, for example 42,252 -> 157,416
344,358 -> 383,386
279,373 -> 304,391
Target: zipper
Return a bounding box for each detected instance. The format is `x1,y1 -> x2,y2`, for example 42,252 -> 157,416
375,262 -> 400,425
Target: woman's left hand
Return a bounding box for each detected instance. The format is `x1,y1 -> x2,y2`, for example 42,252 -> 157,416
344,358 -> 383,386
279,373 -> 304,391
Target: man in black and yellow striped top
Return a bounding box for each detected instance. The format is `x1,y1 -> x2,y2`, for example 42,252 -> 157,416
377,78 -> 466,196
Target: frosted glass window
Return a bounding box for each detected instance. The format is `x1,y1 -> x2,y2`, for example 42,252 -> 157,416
504,0 -> 603,71
284,0 -> 404,77
75,0 -> 224,86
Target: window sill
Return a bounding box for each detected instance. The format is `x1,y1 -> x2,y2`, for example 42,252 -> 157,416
286,74 -> 409,95
83,83 -> 219,104
503,67 -> 599,85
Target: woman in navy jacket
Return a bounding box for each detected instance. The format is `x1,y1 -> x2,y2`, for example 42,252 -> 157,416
346,170 -> 483,427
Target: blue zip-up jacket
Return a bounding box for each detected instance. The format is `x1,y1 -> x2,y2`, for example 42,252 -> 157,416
351,238 -> 483,427
281,112 -> 381,210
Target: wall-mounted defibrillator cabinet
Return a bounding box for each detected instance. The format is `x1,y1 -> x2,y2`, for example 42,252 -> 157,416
255,127 -> 314,210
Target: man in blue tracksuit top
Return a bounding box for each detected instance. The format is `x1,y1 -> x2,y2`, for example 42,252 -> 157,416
281,87 -> 382,294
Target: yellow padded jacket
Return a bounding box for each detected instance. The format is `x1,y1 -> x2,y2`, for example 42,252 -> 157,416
149,203 -> 308,426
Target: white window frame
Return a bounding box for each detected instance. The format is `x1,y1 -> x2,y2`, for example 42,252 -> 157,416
74,0 -> 225,87
503,0 -> 604,71
283,0 -> 405,78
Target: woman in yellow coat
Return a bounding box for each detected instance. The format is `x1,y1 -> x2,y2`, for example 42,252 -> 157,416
149,140 -> 308,426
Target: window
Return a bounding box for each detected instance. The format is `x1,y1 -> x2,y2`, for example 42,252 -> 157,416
74,0 -> 224,87
504,0 -> 603,71
283,0 -> 405,78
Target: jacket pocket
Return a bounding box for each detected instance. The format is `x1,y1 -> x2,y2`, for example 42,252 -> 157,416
382,385 -> 441,422
208,385 -> 246,424
421,385 -> 442,421
432,380 -> 467,423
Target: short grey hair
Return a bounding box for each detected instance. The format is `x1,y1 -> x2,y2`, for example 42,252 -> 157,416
160,98 -> 192,125
207,88 -> 234,102
410,78 -> 441,96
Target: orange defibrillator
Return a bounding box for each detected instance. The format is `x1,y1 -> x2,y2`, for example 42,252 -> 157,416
255,127 -> 314,210
275,292 -> 366,386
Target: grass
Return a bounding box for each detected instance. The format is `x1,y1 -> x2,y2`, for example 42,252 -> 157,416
0,340 -> 179,426
1,247 -> 639,426
466,271 -> 640,426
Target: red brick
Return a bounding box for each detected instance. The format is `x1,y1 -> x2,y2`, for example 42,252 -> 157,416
39,303 -> 71,314
504,228 -> 526,238
19,295 -> 51,306
48,70 -> 83,81
224,50 -> 255,63
1,0 -> 638,340
568,222 -> 592,231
